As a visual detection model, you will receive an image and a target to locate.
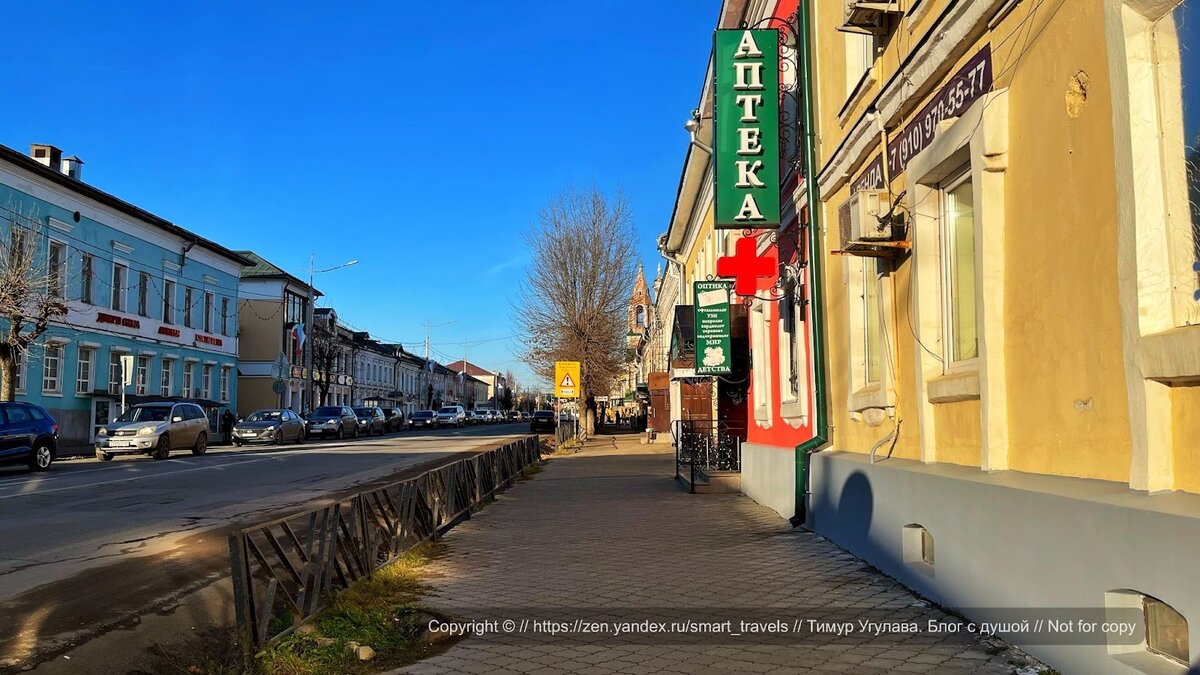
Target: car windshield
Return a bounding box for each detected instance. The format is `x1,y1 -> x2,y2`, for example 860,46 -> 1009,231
246,411 -> 283,422
413,411 -> 434,418
312,407 -> 342,416
438,407 -> 457,414
116,406 -> 172,422
353,408 -> 374,416
533,411 -> 554,419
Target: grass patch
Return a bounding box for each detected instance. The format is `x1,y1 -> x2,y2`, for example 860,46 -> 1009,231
518,464 -> 543,480
256,542 -> 449,675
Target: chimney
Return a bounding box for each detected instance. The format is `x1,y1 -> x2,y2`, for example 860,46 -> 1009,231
61,155 -> 84,180
30,144 -> 62,169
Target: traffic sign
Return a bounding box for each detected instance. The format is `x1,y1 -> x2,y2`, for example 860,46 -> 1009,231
555,361 -> 581,399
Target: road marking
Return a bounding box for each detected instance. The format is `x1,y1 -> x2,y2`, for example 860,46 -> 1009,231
0,455 -> 280,500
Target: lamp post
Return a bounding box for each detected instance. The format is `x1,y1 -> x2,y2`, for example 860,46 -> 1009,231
305,257 -> 357,414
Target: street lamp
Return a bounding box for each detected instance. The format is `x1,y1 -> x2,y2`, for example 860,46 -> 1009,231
305,257 -> 358,414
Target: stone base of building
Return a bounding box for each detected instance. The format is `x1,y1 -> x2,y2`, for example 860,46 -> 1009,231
741,442 -> 796,520
810,450 -> 1200,674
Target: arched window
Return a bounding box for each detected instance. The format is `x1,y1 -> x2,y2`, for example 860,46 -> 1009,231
636,306 -> 645,327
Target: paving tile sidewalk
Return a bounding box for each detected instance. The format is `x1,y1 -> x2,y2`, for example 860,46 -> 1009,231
393,435 -> 1042,674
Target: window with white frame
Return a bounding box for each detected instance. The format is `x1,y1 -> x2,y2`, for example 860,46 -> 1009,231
162,279 -> 175,324
940,168 -> 979,367
220,366 -> 230,402
48,240 -> 66,298
13,350 -> 26,393
42,344 -> 63,393
220,297 -> 230,335
203,292 -> 214,333
137,272 -> 150,317
865,261 -> 884,385
844,32 -> 877,101
111,262 -> 128,312
80,253 -> 93,304
183,364 -> 194,398
77,347 -> 94,394
108,351 -> 123,395
136,356 -> 149,395
161,358 -> 174,397
751,302 -> 771,424
779,278 -> 811,422
202,364 -> 213,399
183,287 -> 194,328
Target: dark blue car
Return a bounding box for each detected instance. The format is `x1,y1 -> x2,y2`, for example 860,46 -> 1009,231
0,402 -> 59,471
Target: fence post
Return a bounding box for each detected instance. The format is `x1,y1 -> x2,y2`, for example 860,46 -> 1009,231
228,532 -> 257,657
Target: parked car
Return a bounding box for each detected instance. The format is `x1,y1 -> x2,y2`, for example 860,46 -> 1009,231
0,402 -> 58,472
380,407 -> 405,432
436,405 -> 466,428
529,410 -> 556,433
353,407 -> 387,436
505,410 -> 520,422
305,406 -> 359,439
233,409 -> 305,446
467,410 -> 489,425
517,411 -> 529,422
96,402 -> 209,461
409,410 -> 437,429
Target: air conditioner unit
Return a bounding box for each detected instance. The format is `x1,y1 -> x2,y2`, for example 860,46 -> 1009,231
841,1 -> 903,35
848,189 -> 893,241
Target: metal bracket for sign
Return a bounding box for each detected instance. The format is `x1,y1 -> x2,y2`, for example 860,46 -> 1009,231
742,12 -> 804,177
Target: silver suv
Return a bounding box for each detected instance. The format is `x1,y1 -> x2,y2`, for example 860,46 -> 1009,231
436,405 -> 466,428
96,402 -> 210,461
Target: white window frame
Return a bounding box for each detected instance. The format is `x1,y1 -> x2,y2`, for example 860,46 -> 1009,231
845,253 -> 896,413
137,271 -> 151,318
80,252 -> 94,304
182,363 -> 194,398
161,358 -> 174,397
938,167 -> 980,373
162,278 -> 176,325
111,260 -> 129,312
220,366 -> 230,403
183,287 -> 194,328
778,279 -> 810,424
136,355 -> 150,395
108,351 -> 123,395
42,343 -> 63,394
48,238 -> 67,299
13,350 -> 27,394
220,297 -> 230,336
203,292 -> 214,333
751,301 -> 772,427
201,364 -> 213,400
77,346 -> 94,395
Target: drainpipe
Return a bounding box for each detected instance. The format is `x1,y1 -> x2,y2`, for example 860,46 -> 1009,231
791,0 -> 829,528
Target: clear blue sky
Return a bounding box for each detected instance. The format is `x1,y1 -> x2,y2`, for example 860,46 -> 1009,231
3,1 -> 719,389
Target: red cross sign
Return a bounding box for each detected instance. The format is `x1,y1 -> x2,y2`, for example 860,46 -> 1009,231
716,237 -> 777,296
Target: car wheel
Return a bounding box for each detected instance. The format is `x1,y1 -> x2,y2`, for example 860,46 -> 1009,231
337,426 -> 344,440
274,433 -> 282,445
96,448 -> 114,462
192,433 -> 208,456
234,440 -> 242,447
28,443 -> 53,471
153,434 -> 171,460
296,429 -> 305,444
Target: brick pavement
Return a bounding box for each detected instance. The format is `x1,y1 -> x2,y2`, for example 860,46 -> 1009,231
392,435 -> 1043,674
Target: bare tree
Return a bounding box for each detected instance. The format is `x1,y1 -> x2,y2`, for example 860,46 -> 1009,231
515,186 -> 637,433
0,205 -> 68,401
310,330 -> 338,406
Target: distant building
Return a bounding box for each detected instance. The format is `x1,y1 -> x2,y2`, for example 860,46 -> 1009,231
0,143 -> 246,449
444,360 -> 508,408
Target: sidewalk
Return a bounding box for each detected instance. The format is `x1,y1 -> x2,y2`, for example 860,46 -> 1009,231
394,436 -> 1040,674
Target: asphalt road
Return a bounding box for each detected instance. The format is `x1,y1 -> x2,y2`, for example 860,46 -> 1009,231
0,423 -> 532,672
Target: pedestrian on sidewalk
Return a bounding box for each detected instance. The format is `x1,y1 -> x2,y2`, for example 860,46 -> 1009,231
221,409 -> 235,445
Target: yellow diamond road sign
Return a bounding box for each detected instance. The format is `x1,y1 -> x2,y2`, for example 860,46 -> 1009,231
555,361 -> 581,399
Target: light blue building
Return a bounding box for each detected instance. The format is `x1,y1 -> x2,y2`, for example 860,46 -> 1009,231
0,143 -> 248,451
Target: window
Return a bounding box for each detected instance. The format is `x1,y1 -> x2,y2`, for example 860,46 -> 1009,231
48,240 -> 65,298
751,302 -> 771,425
108,351 -> 124,395
203,292 -> 214,333
1105,590 -> 1190,670
182,364 -> 194,398
220,366 -> 230,402
220,297 -> 230,335
201,364 -> 213,399
136,356 -> 149,395
183,288 -> 194,328
161,359 -> 174,397
162,279 -> 175,324
42,344 -> 62,393
902,524 -> 935,566
80,253 -> 93,304
111,262 -> 128,312
285,291 -> 307,325
13,350 -> 26,393
844,33 -> 877,101
5,405 -> 29,423
941,169 -> 978,366
779,282 -> 808,416
636,306 -> 645,327
1144,596 -> 1189,664
865,262 -> 883,384
137,272 -> 150,317
77,347 -> 94,394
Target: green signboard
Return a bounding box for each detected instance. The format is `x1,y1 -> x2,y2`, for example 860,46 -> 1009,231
714,29 -> 780,230
694,281 -> 733,375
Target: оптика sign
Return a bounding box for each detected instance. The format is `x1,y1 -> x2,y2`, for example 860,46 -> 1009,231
714,29 -> 780,230
694,281 -> 734,375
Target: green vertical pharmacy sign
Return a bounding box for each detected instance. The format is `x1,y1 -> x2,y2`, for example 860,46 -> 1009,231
714,29 -> 780,230
694,281 -> 733,375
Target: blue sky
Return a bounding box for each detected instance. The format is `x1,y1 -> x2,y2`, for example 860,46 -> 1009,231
3,2 -> 719,388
